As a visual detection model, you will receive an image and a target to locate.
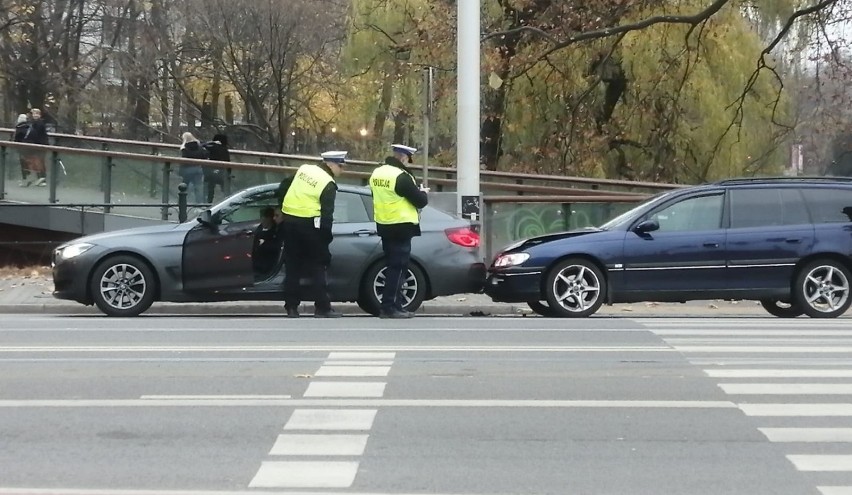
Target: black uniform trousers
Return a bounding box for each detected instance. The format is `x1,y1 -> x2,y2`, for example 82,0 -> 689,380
380,236 -> 412,312
282,220 -> 332,312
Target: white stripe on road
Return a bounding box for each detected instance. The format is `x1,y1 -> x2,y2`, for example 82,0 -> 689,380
657,330 -> 852,336
0,489 -> 469,495
304,382 -> 386,398
139,395 -> 292,400
327,352 -> 396,360
269,434 -> 369,456
720,383 -> 852,395
741,404 -> 852,416
706,369 -> 852,378
669,338 -> 852,344
759,428 -> 852,443
674,346 -> 852,353
820,488 -> 852,495
0,399 -> 737,408
322,361 -> 394,366
284,409 -> 377,430
315,366 -> 391,377
788,455 -> 852,472
249,461 -> 359,488
0,345 -> 674,353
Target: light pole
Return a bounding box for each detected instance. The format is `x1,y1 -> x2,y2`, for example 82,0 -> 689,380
422,66 -> 434,189
359,127 -> 368,155
457,0 -> 480,221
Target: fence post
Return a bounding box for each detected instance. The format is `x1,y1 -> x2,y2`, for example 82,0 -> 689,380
177,183 -> 188,223
161,161 -> 171,221
49,151 -> 59,203
103,155 -> 114,214
482,199 -> 493,263
149,147 -> 159,198
0,145 -> 6,200
99,142 -> 109,192
224,167 -> 232,196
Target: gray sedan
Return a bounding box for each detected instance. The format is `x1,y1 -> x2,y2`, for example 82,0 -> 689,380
52,184 -> 485,316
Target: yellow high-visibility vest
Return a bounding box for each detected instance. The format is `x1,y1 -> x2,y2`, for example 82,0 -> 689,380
281,164 -> 334,218
369,165 -> 419,225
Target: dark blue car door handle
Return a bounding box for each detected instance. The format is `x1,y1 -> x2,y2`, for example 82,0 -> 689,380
785,238 -> 802,244
353,229 -> 377,237
703,242 -> 719,248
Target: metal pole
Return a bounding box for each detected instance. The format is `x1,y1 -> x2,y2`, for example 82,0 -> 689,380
457,0 -> 481,221
49,151 -> 59,203
161,161 -> 171,221
422,67 -> 433,189
0,146 -> 6,200
177,183 -> 188,223
103,156 -> 113,214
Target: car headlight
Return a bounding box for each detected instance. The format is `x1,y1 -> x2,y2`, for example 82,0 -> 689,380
493,252 -> 530,268
56,242 -> 94,260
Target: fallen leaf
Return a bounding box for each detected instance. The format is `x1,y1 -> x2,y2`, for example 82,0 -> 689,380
294,374 -> 313,379
708,304 -> 719,309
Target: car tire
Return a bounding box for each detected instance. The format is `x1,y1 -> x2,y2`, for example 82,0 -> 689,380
89,255 -> 157,317
543,258 -> 606,318
527,301 -> 561,317
359,261 -> 427,316
759,299 -> 804,318
793,259 -> 852,319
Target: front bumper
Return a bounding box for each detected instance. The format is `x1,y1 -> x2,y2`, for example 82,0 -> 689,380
484,268 -> 543,302
52,248 -> 103,305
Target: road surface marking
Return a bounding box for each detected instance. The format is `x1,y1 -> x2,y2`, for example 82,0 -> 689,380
248,461 -> 359,488
706,369 -> 852,378
820,488 -> 852,495
315,366 -> 391,377
741,404 -> 852,416
759,428 -> 852,443
284,409 -> 377,430
674,346 -> 852,353
720,383 -> 852,395
0,489 -> 467,495
304,382 -> 386,398
322,361 -> 394,366
788,455 -> 852,471
268,434 -> 369,456
0,345 -> 674,353
0,399 -> 737,408
139,395 -> 292,400
328,352 -> 396,360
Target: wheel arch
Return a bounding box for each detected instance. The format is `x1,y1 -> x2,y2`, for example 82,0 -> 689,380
86,251 -> 162,303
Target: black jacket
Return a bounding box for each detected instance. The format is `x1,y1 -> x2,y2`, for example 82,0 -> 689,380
23,119 -> 48,145
374,156 -> 429,239
13,122 -> 29,143
202,140 -> 230,179
179,141 -> 208,176
276,162 -> 337,239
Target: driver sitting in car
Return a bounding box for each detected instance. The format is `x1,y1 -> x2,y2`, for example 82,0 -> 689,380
252,207 -> 280,277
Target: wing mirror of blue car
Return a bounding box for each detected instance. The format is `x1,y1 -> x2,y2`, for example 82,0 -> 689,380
633,219 -> 660,234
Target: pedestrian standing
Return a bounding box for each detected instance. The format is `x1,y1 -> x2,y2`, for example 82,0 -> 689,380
203,133 -> 230,203
179,132 -> 208,204
369,144 -> 429,318
13,114 -> 32,186
278,150 -> 347,318
23,108 -> 49,187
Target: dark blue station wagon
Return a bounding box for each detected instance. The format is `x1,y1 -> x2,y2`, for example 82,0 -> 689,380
485,178 -> 852,318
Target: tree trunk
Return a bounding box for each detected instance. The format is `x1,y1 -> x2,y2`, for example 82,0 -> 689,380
373,61 -> 395,142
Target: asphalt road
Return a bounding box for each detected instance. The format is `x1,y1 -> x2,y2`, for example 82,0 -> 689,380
1,314 -> 851,495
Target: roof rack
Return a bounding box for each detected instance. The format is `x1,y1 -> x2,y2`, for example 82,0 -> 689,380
714,176 -> 852,185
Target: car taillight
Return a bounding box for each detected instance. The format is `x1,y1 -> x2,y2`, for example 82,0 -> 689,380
445,227 -> 480,248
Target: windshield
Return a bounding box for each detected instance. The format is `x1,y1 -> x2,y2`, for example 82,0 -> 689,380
599,191 -> 677,230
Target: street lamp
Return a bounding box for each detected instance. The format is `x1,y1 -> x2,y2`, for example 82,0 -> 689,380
359,127 -> 368,155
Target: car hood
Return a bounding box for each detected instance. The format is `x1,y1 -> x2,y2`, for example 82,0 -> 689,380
499,227 -> 603,253
59,222 -> 191,248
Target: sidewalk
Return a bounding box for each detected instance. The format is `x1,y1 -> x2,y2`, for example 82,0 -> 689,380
0,270 -> 775,317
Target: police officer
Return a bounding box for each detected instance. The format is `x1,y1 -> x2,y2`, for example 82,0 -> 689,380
369,144 -> 429,319
278,151 -> 347,318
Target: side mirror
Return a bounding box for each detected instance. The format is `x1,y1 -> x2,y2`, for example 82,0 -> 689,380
634,219 -> 659,234
197,209 -> 215,226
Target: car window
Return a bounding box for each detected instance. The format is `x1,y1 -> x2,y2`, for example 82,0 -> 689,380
648,194 -> 723,232
333,191 -> 370,223
801,187 -> 852,224
730,188 -> 810,229
217,190 -> 279,224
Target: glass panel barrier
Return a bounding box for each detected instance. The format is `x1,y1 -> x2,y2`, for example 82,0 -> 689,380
483,200 -> 639,261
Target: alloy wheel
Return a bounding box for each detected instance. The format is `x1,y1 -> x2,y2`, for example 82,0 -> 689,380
550,263 -> 602,314
99,263 -> 148,311
801,264 -> 850,316
373,267 -> 418,307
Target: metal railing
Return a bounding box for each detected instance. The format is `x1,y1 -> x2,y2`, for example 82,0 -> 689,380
0,127 -> 681,196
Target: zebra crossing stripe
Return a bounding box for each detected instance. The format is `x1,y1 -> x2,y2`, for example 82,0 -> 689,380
268,434 -> 369,456
283,409 -> 377,430
248,461 -> 359,488
819,487 -> 852,494
706,369 -> 852,378
787,455 -> 852,472
315,366 -> 391,377
759,428 -> 852,443
720,383 -> 852,395
304,382 -> 386,398
741,403 -> 852,417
